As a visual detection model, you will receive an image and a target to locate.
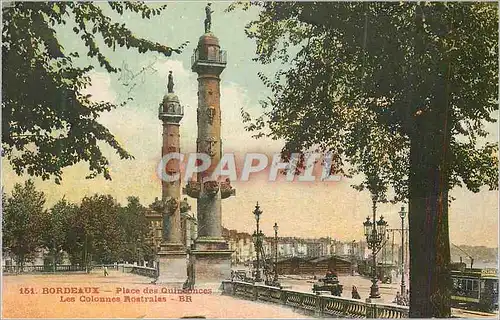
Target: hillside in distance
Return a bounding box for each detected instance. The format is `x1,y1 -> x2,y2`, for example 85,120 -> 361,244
451,245 -> 498,265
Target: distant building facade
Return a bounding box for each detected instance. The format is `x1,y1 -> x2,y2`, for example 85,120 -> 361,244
221,229 -> 372,266
144,208 -> 163,252
275,255 -> 353,275
223,228 -> 256,264
145,198 -> 197,254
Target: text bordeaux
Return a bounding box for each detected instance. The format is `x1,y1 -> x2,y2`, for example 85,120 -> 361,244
42,287 -> 100,294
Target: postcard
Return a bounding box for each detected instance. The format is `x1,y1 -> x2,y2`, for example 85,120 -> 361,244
2,1 -> 498,319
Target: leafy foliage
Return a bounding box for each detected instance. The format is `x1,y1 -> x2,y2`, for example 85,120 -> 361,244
62,194 -> 155,265
2,180 -> 157,266
41,198 -> 77,267
2,180 -> 46,266
2,2 -> 187,183
229,2 -> 498,317
66,194 -> 123,265
231,1 -> 498,199
118,196 -> 155,263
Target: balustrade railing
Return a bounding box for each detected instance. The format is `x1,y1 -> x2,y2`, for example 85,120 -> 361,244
191,48 -> 227,67
2,264 -> 87,274
2,263 -> 155,277
92,264 -> 118,270
129,265 -> 158,279
221,280 -> 409,318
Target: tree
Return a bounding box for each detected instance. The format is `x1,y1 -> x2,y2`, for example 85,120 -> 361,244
2,2 -> 188,183
118,196 -> 154,263
2,180 -> 46,268
63,202 -> 86,265
40,198 -> 76,271
229,2 -> 498,317
65,194 -> 123,267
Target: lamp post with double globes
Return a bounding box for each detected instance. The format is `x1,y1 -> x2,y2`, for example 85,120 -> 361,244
399,206 -> 407,297
252,230 -> 264,283
363,207 -> 388,299
252,202 -> 263,282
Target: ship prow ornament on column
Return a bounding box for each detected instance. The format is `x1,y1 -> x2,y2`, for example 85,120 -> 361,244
183,3 -> 235,289
155,71 -> 187,286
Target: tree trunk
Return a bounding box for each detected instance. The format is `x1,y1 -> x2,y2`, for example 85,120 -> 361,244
408,74 -> 452,317
52,241 -> 56,273
17,255 -> 24,273
408,162 -> 451,317
407,3 -> 453,315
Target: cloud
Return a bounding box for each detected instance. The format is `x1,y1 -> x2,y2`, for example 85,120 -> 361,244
153,58 -> 192,85
220,82 -> 284,154
82,71 -> 117,103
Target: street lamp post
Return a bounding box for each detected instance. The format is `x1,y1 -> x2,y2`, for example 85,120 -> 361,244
253,202 -> 263,282
363,200 -> 388,299
273,222 -> 279,283
399,206 -> 407,297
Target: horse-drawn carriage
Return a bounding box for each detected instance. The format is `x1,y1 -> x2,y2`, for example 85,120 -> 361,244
312,272 -> 343,296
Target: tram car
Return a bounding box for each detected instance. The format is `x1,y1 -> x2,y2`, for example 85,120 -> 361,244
451,267 -> 498,312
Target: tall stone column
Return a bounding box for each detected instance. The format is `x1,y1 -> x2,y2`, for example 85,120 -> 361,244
195,43 -> 224,240
156,72 -> 187,285
183,22 -> 235,288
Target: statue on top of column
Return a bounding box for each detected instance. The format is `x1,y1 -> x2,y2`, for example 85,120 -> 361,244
167,71 -> 174,93
204,3 -> 213,33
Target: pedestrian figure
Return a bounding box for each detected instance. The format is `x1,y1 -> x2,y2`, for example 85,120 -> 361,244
351,285 -> 361,299
183,278 -> 190,290
103,266 -> 109,277
393,291 -> 402,305
403,290 -> 410,306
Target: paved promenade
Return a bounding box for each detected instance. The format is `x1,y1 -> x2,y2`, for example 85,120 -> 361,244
2,270 -> 310,319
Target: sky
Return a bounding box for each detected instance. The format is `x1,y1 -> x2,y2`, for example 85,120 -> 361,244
2,2 -> 499,248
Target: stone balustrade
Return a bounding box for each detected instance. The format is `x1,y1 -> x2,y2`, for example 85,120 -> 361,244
92,264 -> 119,270
3,264 -> 87,273
221,280 -> 409,318
127,265 -> 158,278
3,264 -> 129,274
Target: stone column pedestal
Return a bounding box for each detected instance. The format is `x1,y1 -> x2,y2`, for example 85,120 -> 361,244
190,237 -> 233,290
156,243 -> 187,286
187,31 -> 235,292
